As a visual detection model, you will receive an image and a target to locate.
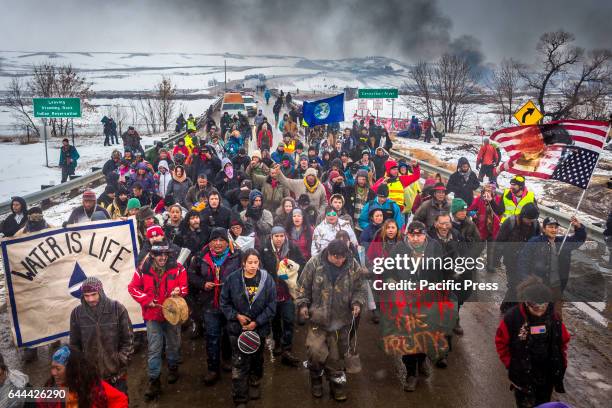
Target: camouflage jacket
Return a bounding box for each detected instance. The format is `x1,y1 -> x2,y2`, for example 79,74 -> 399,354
296,248 -> 367,331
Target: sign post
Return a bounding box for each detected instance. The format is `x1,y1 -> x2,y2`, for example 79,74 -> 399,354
359,89 -> 398,130
33,98 -> 82,167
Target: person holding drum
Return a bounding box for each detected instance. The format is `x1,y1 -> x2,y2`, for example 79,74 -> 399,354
220,248 -> 277,408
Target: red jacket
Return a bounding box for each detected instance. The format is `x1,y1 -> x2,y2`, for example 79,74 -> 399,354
172,145 -> 190,158
467,195 -> 501,240
37,381 -> 127,408
128,259 -> 188,321
371,161 -> 421,195
476,144 -> 499,166
257,129 -> 273,149
495,303 -> 569,370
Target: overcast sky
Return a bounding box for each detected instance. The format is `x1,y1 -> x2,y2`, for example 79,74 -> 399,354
0,0 -> 610,64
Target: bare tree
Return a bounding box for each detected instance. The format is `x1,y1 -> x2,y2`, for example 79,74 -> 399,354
519,30 -> 583,118
134,96 -> 159,134
431,54 -> 480,133
5,78 -> 40,138
108,104 -> 129,136
489,59 -> 521,123
156,76 -> 177,132
405,61 -> 435,120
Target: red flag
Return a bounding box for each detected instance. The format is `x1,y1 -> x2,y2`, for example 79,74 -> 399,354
491,120 -> 609,188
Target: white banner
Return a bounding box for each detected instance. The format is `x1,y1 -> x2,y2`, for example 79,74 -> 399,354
1,219 -> 143,347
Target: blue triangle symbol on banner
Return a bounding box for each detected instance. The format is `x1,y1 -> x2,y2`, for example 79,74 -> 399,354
68,262 -> 88,299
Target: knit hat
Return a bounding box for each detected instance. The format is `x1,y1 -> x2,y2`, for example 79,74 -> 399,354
543,217 -> 560,227
519,203 -> 539,221
376,184 -> 389,197
251,150 -> 262,159
328,170 -> 341,181
83,189 -> 96,201
52,345 -> 71,366
304,168 -> 318,178
451,198 -> 467,214
209,227 -> 229,242
127,198 -> 141,210
406,221 -> 427,234
356,169 -> 369,179
81,276 -> 103,294
510,175 -> 526,188
146,225 -> 165,239
271,225 -> 286,235
163,194 -> 176,207
103,185 -> 116,195
249,189 -> 263,203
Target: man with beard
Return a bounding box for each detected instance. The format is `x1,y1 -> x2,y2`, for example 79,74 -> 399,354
494,203 -> 541,314
446,157 -> 480,206
240,190 -> 273,245
189,228 -> 241,385
70,277 -> 133,394
66,190 -> 110,225
185,173 -> 214,209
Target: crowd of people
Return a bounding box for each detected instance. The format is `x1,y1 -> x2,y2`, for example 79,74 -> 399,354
0,90 -> 602,408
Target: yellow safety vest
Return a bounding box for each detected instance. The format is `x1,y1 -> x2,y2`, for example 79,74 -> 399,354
387,179 -> 405,209
501,189 -> 535,223
187,119 -> 197,131
184,135 -> 194,154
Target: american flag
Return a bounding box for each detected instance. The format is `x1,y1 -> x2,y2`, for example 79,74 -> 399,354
491,120 -> 609,189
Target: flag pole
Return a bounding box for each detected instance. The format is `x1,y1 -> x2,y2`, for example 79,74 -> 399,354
557,122 -> 611,254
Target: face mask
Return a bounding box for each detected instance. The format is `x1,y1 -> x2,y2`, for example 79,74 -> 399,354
282,160 -> 290,167
225,166 -> 234,178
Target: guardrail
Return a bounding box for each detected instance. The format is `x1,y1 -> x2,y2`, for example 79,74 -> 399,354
269,88 -> 606,244
0,96 -> 224,217
392,150 -> 606,244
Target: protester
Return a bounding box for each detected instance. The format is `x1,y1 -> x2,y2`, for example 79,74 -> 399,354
495,278 -> 570,408
413,183 -> 451,228
358,184 -> 404,231
296,239 -> 366,401
1,196 -> 27,237
476,138 -> 499,182
69,277 -> 134,394
311,205 -> 358,257
66,190 -> 110,225
260,226 -> 305,365
220,249 -> 277,407
40,345 -> 128,407
167,165 -> 193,209
128,241 -> 188,400
275,165 -> 327,213
189,227 -> 241,385
446,157 -> 480,206
59,138 -> 80,183
467,182 -> 502,272
495,176 -> 537,224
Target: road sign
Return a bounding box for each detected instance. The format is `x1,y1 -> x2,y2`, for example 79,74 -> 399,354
358,88 -> 398,99
513,100 -> 542,125
358,99 -> 368,110
33,98 -> 81,118
373,99 -> 384,110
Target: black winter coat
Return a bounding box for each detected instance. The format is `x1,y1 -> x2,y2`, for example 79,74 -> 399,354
188,154 -> 221,183
221,268 -> 277,337
199,205 -> 234,241
189,247 -> 242,311
446,170 -> 480,206
1,197 -> 27,237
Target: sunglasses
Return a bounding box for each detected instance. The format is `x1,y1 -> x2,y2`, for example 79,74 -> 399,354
326,211 -> 337,217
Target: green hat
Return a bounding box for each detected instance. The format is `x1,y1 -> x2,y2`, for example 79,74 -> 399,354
127,198 -> 141,211
451,198 -> 467,214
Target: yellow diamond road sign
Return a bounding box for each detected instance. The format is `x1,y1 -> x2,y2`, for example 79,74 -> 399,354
514,100 -> 543,126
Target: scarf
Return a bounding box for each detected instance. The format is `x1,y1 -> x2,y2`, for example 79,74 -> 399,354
173,170 -> 187,183
271,178 -> 279,188
304,177 -> 320,193
210,247 -> 230,307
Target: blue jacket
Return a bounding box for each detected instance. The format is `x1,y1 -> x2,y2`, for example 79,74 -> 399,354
517,226 -> 586,292
358,198 -> 403,230
220,268 -> 277,338
358,222 -> 382,251
264,89 -> 271,99
59,146 -> 80,172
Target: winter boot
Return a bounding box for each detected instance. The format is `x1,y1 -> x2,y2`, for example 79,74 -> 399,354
168,366 -> 180,384
189,319 -> 203,340
203,371 -> 220,386
435,358 -> 448,369
144,377 -> 161,401
453,319 -> 464,336
418,358 -> 432,378
329,378 -> 348,402
309,371 -> 324,398
273,343 -> 283,356
281,350 -> 300,367
404,375 -> 418,392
